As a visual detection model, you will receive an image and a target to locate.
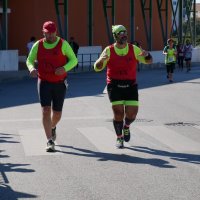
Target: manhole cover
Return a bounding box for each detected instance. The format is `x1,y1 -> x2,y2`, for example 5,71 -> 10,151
135,119 -> 153,122
105,118 -> 153,122
165,122 -> 199,127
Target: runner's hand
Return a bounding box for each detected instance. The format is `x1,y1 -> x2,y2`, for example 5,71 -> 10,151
55,67 -> 66,75
138,50 -> 149,57
99,53 -> 109,64
30,68 -> 37,78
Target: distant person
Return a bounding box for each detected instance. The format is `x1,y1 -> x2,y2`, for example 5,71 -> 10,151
69,37 -> 79,68
176,42 -> 184,70
27,36 -> 36,54
163,38 -> 177,83
183,40 -> 193,72
26,21 -> 78,152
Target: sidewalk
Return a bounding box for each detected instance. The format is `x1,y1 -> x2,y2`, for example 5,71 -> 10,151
0,61 -> 199,83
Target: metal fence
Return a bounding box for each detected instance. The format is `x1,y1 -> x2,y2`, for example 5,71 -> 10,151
73,53 -> 100,72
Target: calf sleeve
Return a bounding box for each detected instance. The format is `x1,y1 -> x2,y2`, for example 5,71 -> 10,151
113,120 -> 123,136
124,117 -> 135,127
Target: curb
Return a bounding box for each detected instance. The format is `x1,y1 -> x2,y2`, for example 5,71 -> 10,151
1,62 -> 199,83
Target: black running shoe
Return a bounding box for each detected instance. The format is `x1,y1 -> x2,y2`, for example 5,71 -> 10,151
116,138 -> 124,149
52,127 -> 56,141
123,127 -> 130,142
46,140 -> 55,152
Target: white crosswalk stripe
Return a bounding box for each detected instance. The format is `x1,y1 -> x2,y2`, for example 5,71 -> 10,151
19,129 -> 62,156
19,125 -> 200,156
77,127 -> 131,154
135,125 -> 200,152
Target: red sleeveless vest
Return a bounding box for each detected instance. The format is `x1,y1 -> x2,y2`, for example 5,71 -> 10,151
106,43 -> 137,83
37,38 -> 67,82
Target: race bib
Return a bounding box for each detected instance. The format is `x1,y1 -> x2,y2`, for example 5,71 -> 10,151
168,56 -> 175,62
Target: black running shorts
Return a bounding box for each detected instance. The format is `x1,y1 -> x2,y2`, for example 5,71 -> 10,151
37,79 -> 67,111
107,80 -> 139,106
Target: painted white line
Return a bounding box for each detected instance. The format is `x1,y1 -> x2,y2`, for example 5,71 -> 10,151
135,126 -> 200,152
19,129 -> 62,156
77,127 -> 131,154
194,125 -> 200,130
0,115 -> 110,123
103,85 -> 107,94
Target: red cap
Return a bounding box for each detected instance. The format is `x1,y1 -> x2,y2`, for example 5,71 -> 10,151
42,21 -> 57,33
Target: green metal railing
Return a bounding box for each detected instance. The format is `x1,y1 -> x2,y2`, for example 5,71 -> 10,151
0,0 -> 8,50
0,0 -> 197,50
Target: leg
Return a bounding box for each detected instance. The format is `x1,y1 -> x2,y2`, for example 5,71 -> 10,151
42,106 -> 55,152
178,57 -> 181,68
185,60 -> 190,72
51,82 -> 66,141
123,105 -> 138,142
123,84 -> 139,142
38,80 -> 53,140
188,60 -> 191,71
125,105 -> 138,122
112,104 -> 124,137
112,104 -> 124,148
181,57 -> 184,69
166,65 -> 170,79
51,110 -> 62,141
42,106 -> 52,140
52,110 -> 62,128
169,63 -> 175,82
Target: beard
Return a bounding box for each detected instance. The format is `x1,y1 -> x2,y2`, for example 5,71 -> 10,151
117,36 -> 127,45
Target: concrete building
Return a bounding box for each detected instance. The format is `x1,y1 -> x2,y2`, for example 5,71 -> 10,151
1,0 -> 175,56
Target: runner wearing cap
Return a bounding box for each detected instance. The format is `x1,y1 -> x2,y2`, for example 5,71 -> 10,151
26,21 -> 78,152
94,25 -> 152,148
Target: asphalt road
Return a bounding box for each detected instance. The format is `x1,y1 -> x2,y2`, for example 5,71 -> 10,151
0,66 -> 200,200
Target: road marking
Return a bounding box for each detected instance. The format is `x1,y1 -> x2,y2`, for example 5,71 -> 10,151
135,125 -> 200,152
194,125 -> 200,131
0,115 -> 110,122
77,127 -> 131,154
103,86 -> 107,94
19,129 -> 62,156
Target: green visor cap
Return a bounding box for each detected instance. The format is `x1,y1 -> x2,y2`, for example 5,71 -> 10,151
112,25 -> 127,34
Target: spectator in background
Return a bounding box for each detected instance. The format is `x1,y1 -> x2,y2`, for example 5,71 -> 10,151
184,40 -> 193,72
163,38 -> 177,83
176,42 -> 184,70
69,37 -> 79,68
27,36 -> 36,54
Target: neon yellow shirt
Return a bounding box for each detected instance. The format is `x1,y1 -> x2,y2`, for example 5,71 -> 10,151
26,36 -> 78,72
94,44 -> 147,72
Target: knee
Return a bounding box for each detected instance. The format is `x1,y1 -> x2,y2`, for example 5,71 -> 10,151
53,111 -> 62,120
42,107 -> 51,117
113,110 -> 124,120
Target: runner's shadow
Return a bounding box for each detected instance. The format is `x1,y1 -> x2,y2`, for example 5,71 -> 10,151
0,133 -> 19,144
57,145 -> 175,168
0,184 -> 37,200
0,162 -> 36,199
127,146 -> 200,164
0,150 -> 9,159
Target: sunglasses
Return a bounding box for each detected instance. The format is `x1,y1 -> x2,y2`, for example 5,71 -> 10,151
117,31 -> 127,36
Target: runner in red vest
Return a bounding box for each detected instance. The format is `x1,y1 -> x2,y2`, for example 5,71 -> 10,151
94,25 -> 152,148
26,21 -> 78,152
